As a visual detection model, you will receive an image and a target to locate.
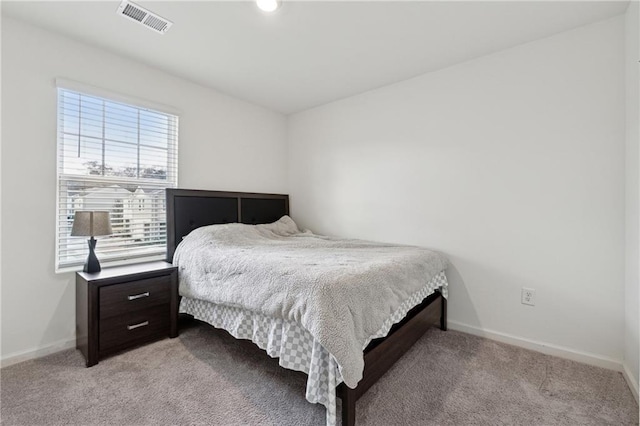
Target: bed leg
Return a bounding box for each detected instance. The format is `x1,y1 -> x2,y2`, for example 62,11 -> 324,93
341,387 -> 356,426
440,294 -> 447,331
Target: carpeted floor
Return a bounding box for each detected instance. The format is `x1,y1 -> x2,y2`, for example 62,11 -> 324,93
1,321 -> 638,425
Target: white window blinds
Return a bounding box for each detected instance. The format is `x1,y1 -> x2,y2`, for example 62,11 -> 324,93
56,86 -> 178,271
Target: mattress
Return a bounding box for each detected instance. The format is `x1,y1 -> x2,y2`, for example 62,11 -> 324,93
180,270 -> 448,426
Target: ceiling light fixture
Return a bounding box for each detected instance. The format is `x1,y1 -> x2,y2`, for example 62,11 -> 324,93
256,0 -> 280,13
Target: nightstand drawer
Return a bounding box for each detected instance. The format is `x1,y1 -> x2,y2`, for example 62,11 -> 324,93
100,276 -> 171,319
99,304 -> 170,353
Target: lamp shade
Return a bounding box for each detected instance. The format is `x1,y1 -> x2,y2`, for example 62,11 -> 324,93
71,211 -> 113,237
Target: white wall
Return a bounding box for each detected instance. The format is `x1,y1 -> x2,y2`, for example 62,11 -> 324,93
288,17 -> 626,363
0,17 -> 287,362
624,0 -> 640,396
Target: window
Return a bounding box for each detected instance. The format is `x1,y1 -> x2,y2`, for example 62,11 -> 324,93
56,84 -> 178,271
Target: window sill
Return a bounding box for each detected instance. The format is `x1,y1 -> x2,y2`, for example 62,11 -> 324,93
56,254 -> 168,274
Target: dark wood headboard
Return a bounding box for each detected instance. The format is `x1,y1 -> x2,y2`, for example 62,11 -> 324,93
165,189 -> 289,262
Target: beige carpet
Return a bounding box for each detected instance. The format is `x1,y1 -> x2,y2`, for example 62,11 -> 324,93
1,321 -> 638,425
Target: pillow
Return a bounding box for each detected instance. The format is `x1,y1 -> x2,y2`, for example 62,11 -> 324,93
261,215 -> 300,236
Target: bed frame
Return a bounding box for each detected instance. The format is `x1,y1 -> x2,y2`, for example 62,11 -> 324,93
166,188 -> 446,426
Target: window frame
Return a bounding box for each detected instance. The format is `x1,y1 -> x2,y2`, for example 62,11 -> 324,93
55,79 -> 180,273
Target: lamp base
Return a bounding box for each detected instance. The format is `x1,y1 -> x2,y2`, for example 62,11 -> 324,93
84,237 -> 101,273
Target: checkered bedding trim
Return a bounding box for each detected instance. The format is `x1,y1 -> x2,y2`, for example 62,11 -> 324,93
366,270 -> 448,346
180,297 -> 341,424
180,270 -> 448,426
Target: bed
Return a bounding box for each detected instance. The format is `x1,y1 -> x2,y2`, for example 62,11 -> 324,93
166,189 -> 448,426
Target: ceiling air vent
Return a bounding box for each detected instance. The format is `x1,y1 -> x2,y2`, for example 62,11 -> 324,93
116,0 -> 173,34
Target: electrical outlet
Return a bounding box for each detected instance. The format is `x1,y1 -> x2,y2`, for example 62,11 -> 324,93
521,288 -> 535,306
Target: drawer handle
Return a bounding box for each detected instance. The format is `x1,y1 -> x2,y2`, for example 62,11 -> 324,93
128,292 -> 150,301
127,321 -> 149,331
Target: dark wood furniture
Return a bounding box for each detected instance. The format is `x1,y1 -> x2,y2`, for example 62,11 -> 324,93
166,189 -> 446,426
76,261 -> 179,367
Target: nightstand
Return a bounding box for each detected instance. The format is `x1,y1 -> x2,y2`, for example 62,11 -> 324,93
75,261 -> 178,367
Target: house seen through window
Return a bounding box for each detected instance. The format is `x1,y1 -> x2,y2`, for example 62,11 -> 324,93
56,86 -> 178,271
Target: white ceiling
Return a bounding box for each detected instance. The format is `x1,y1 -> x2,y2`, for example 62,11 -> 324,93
2,1 -> 630,114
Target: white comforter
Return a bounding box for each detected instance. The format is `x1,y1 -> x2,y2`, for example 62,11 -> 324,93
173,216 -> 447,388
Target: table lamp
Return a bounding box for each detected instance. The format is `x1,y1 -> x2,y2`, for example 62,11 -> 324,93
71,211 -> 113,273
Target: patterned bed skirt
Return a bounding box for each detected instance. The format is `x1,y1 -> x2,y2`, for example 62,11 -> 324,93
179,270 -> 448,426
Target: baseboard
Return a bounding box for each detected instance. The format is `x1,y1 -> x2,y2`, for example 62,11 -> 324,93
448,320 -> 622,372
622,362 -> 639,402
0,337 -> 76,368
